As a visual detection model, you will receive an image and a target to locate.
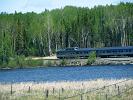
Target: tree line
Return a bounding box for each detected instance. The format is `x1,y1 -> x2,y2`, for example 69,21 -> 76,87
0,2 -> 133,65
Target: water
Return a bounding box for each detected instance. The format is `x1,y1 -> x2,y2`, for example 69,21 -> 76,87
0,65 -> 133,83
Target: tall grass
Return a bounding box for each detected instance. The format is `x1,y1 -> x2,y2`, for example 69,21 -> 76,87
5,56 -> 44,69
0,79 -> 133,100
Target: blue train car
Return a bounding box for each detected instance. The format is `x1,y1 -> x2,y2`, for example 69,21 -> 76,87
56,46 -> 133,59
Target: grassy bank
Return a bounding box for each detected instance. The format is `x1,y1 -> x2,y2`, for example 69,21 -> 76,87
0,51 -> 96,69
1,55 -> 133,69
0,79 -> 133,100
0,56 -> 44,69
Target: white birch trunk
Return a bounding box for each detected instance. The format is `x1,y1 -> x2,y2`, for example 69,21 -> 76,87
47,14 -> 52,56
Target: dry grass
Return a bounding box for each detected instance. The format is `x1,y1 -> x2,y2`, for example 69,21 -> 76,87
0,79 -> 129,92
0,79 -> 133,100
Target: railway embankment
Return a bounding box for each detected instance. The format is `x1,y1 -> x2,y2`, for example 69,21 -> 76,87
93,57 -> 133,65
1,57 -> 133,69
42,57 -> 133,66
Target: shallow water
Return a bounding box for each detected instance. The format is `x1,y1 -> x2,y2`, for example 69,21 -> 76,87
0,65 -> 133,83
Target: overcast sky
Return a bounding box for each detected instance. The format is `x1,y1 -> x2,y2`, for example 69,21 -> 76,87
0,0 -> 132,13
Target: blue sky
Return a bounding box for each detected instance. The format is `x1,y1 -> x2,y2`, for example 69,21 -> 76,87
0,0 -> 132,13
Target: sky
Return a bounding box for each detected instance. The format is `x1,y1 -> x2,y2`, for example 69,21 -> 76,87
0,0 -> 132,13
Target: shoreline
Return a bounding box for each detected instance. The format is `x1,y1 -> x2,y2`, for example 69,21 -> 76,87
0,57 -> 133,70
0,64 -> 133,71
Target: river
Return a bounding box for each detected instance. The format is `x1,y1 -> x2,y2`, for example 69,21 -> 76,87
0,65 -> 133,83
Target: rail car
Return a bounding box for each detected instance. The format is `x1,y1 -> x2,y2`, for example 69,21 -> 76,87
56,46 -> 133,59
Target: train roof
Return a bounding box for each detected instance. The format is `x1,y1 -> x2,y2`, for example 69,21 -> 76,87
57,46 -> 133,52
96,46 -> 133,50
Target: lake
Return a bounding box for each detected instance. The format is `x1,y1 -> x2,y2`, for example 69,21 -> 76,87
0,65 -> 133,83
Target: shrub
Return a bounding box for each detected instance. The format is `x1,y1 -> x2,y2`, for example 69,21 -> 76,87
60,59 -> 67,66
27,59 -> 43,67
87,51 -> 96,65
8,56 -> 44,68
7,55 -> 26,68
8,59 -> 17,68
46,60 -> 53,66
15,55 -> 26,68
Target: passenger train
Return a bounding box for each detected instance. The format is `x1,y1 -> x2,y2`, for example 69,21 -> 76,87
56,46 -> 133,59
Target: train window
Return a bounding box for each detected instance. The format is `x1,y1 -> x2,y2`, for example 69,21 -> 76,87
99,51 -> 102,53
109,50 -> 112,53
81,52 -> 84,54
103,51 -> 105,53
123,50 -> 126,52
107,50 -> 111,53
113,50 -> 117,52
119,50 -> 121,52
85,51 -> 88,54
116,50 -> 119,53
129,49 -> 131,52
126,50 -> 129,52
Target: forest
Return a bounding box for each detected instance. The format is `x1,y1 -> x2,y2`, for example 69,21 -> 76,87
0,2 -> 133,65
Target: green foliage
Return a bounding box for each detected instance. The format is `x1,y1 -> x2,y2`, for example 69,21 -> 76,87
7,55 -> 26,68
47,61 -> 52,66
15,55 -> 26,68
43,60 -> 51,67
0,3 -> 133,67
26,59 -> 43,67
7,56 -> 44,69
60,59 -> 67,66
8,58 -> 17,68
87,51 -> 96,65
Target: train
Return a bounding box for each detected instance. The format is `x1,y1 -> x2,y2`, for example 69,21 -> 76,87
56,46 -> 133,59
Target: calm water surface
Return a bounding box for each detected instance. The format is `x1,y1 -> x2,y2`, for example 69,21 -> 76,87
0,65 -> 133,83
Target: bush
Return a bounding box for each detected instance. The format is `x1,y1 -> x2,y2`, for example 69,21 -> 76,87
60,59 -> 67,66
15,55 -> 26,68
8,59 -> 17,68
7,55 -> 26,68
26,59 -> 43,67
45,60 -> 53,66
87,51 -> 96,65
8,56 -> 44,68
